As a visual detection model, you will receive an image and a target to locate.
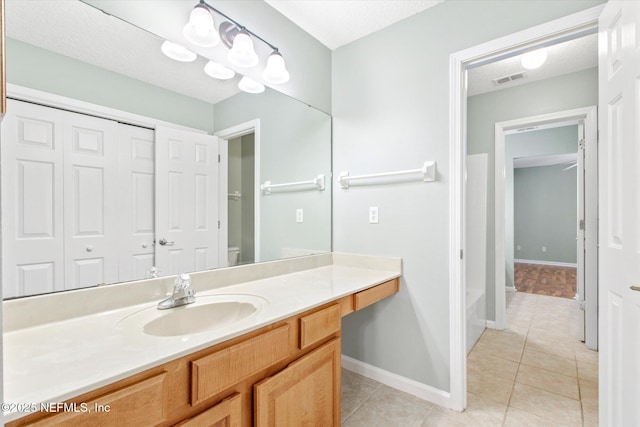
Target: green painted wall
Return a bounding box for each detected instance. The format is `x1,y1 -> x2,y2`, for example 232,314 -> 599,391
505,125 -> 579,287
6,38 -> 214,132
214,88 -> 332,262
514,164 -> 578,263
333,0 -> 604,392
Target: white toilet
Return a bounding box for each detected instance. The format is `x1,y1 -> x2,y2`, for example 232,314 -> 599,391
228,247 -> 240,266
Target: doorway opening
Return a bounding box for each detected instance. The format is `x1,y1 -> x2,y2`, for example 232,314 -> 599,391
448,5 -> 604,411
227,133 -> 256,266
215,119 -> 262,268
493,107 -> 598,350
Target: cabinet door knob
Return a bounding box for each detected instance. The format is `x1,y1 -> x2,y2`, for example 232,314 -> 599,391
86,245 -> 94,252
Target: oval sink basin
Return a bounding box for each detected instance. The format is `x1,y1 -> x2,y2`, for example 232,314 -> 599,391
116,294 -> 268,337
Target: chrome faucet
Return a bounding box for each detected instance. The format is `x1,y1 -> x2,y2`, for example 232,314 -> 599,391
157,273 -> 196,310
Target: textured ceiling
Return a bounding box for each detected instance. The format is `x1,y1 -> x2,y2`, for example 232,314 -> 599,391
6,0 -> 241,105
467,33 -> 598,96
7,0 -> 598,103
265,0 -> 445,50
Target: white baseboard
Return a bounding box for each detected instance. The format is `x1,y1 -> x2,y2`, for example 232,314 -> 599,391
486,320 -> 496,329
341,355 -> 451,409
514,259 -> 577,268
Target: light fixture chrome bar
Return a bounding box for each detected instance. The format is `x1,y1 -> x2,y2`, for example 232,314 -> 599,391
261,174 -> 325,195
198,0 -> 279,51
339,161 -> 437,189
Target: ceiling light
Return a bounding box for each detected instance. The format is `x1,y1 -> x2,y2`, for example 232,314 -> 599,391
161,41 -> 197,62
262,50 -> 290,84
204,61 -> 235,80
521,48 -> 548,70
227,30 -> 259,68
238,76 -> 265,94
183,3 -> 220,47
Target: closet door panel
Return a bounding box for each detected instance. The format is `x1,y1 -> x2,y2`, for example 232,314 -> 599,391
1,100 -> 65,298
63,112 -> 119,290
118,125 -> 155,282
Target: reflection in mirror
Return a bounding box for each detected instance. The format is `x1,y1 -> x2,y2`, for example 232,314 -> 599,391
1,0 -> 331,299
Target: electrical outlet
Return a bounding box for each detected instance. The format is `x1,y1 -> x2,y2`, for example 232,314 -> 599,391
542,246 -> 547,252
296,209 -> 303,223
369,207 -> 379,224
516,245 -> 521,251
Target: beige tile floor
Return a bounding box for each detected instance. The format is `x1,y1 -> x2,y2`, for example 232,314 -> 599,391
341,291 -> 599,426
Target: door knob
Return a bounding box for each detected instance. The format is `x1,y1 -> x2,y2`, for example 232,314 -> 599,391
159,238 -> 175,246
631,285 -> 640,292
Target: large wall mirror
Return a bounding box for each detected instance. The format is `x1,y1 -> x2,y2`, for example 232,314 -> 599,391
2,0 -> 332,299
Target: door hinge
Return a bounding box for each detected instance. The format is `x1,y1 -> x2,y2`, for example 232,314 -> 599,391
579,219 -> 585,230
217,220 -> 221,229
578,138 -> 585,150
218,154 -> 221,163
460,250 -> 463,260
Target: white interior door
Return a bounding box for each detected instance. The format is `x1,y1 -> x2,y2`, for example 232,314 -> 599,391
155,127 -> 219,276
598,1 -> 640,425
117,124 -> 155,282
63,110 -> 119,290
1,100 -> 65,298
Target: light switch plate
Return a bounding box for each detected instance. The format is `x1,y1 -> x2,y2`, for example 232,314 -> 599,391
369,207 -> 379,224
542,246 -> 547,252
296,209 -> 304,223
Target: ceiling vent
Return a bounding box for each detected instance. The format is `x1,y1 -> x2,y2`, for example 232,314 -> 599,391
492,71 -> 528,86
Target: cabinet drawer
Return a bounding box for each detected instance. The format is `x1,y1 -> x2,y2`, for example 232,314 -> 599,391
353,279 -> 399,311
191,325 -> 290,405
176,393 -> 241,427
299,304 -> 340,349
31,373 -> 168,426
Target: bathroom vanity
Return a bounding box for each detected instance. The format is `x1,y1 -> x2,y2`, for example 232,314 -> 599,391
3,253 -> 400,426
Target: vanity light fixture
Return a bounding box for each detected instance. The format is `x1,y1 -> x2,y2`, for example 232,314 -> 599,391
521,48 -> 548,70
180,0 -> 291,85
238,76 -> 265,94
183,3 -> 220,47
227,30 -> 259,68
204,60 -> 235,80
161,40 -> 197,62
263,50 -> 290,84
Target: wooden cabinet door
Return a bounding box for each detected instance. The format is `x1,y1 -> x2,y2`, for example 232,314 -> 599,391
254,338 -> 340,427
176,393 -> 241,427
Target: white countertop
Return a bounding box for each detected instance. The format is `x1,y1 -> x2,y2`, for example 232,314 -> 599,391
3,253 -> 401,422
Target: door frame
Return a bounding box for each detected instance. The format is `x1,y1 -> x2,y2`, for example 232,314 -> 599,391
494,106 -> 598,348
448,5 -> 603,411
215,119 -> 262,266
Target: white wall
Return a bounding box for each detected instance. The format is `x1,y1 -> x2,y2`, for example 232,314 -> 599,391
333,0 -> 604,393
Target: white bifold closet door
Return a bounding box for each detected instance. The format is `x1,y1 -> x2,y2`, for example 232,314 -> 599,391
1,99 -> 120,296
155,127 -> 220,276
117,125 -> 155,282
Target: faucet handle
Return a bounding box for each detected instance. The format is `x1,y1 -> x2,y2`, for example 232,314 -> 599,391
146,266 -> 161,279
174,273 -> 191,290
